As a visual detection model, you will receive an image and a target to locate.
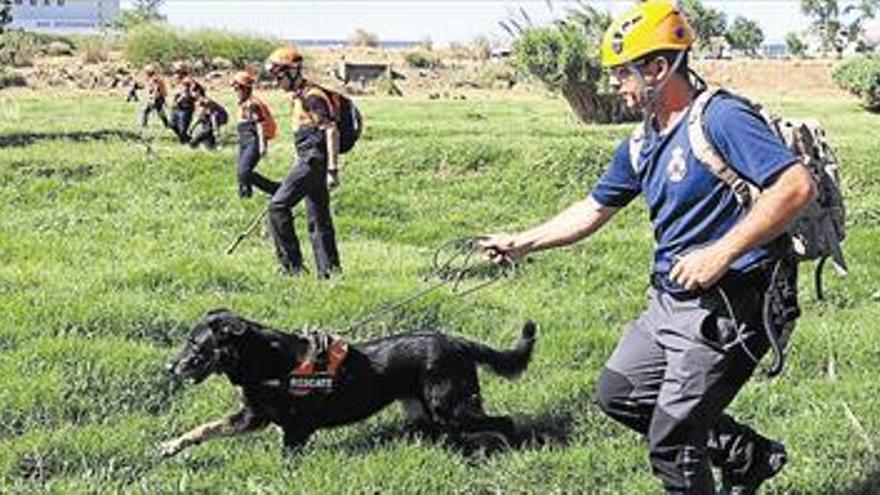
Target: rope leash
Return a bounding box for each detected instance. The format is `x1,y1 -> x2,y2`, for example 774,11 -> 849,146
340,237 -> 514,334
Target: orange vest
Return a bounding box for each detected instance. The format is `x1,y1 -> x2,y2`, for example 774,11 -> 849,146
149,75 -> 167,99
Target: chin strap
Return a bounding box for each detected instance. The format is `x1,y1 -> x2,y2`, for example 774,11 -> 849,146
630,50 -> 688,134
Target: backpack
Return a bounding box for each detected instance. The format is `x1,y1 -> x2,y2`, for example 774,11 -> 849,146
307,85 -> 363,154
629,88 -> 848,299
252,98 -> 278,141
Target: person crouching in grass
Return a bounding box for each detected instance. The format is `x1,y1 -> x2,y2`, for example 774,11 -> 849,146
189,95 -> 229,150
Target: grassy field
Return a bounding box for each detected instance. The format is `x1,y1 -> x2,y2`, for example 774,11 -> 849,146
0,86 -> 878,493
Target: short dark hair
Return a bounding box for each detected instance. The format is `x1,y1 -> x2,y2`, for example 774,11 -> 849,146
639,49 -> 690,78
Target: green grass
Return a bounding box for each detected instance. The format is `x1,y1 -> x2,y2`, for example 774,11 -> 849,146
1,88 -> 879,493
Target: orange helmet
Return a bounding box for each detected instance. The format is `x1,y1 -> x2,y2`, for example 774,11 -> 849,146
172,60 -> 191,75
265,46 -> 303,72
144,63 -> 158,75
230,70 -> 256,88
601,0 -> 695,68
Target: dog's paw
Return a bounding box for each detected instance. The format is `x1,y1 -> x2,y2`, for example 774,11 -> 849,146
158,439 -> 184,458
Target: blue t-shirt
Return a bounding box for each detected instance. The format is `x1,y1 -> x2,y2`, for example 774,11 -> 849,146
589,94 -> 796,293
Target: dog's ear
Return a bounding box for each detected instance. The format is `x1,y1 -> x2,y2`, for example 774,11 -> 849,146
206,307 -> 232,318
204,310 -> 248,337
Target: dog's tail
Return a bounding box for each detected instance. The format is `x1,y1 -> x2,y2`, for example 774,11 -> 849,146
464,321 -> 536,379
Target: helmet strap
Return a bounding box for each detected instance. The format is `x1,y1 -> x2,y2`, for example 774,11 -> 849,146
633,50 -> 687,132
286,65 -> 303,88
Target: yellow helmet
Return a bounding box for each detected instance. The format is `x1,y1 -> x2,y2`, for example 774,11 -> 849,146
601,0 -> 695,68
265,46 -> 303,71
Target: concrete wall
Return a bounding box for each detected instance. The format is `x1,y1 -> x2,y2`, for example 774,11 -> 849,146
9,0 -> 120,33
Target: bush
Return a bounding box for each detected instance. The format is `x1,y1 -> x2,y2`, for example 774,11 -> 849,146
124,24 -> 275,70
79,37 -> 111,64
404,51 -> 442,69
833,55 -> 880,111
0,30 -> 70,67
0,68 -> 26,89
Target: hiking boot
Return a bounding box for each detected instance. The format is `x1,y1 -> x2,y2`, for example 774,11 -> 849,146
720,440 -> 788,495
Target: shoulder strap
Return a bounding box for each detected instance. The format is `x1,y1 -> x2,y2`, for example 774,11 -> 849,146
303,84 -> 337,116
688,88 -> 756,205
628,125 -> 645,174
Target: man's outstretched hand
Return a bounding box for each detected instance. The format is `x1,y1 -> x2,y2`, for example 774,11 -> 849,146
477,234 -> 529,266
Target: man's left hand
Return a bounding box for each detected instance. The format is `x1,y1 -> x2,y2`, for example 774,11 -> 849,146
669,244 -> 733,291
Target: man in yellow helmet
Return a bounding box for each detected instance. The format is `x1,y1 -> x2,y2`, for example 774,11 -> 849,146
263,46 -> 341,278
480,1 -> 816,492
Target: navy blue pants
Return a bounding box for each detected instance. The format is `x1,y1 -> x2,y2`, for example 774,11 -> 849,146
268,153 -> 340,277
236,123 -> 279,198
172,107 -> 194,144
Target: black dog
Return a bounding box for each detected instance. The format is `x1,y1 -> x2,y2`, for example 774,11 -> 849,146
159,309 -> 536,457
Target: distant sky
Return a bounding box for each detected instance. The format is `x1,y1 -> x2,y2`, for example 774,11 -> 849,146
121,1 -> 820,44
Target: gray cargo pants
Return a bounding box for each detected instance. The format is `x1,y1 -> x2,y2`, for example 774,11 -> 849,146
596,273 -> 773,494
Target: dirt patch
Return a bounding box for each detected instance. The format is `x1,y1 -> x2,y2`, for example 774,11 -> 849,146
12,50 -> 850,102
695,59 -> 847,98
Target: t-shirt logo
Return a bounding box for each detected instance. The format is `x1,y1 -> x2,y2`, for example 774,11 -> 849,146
667,147 -> 687,182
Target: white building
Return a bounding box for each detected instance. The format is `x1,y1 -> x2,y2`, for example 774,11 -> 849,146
9,0 -> 120,34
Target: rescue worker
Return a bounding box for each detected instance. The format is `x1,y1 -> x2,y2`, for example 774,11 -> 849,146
230,71 -> 280,198
141,64 -> 170,129
263,46 -> 341,278
479,2 -> 815,493
170,61 -> 205,144
189,95 -> 229,150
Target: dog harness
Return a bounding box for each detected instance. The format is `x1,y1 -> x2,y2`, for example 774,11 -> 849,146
287,331 -> 349,396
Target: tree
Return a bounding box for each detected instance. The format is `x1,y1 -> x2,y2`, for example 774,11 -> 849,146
725,16 -> 765,56
678,0 -> 727,54
801,0 -> 880,56
349,28 -> 379,48
843,0 -> 880,50
801,0 -> 848,56
116,0 -> 166,31
510,3 -> 612,123
786,32 -> 809,58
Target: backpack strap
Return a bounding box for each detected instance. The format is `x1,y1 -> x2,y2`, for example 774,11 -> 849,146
688,88 -> 757,206
628,125 -> 645,174
303,84 -> 338,118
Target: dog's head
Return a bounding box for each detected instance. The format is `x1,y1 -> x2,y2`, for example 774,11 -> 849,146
166,308 -> 249,384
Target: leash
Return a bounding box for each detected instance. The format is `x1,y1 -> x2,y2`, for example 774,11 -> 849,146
716,258 -> 792,378
340,237 -> 514,334
225,208 -> 269,255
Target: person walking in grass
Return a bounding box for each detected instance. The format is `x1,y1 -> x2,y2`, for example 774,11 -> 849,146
141,64 -> 170,130
230,70 -> 280,199
479,1 -> 814,493
262,46 -> 341,279
189,95 -> 229,150
170,61 -> 206,144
